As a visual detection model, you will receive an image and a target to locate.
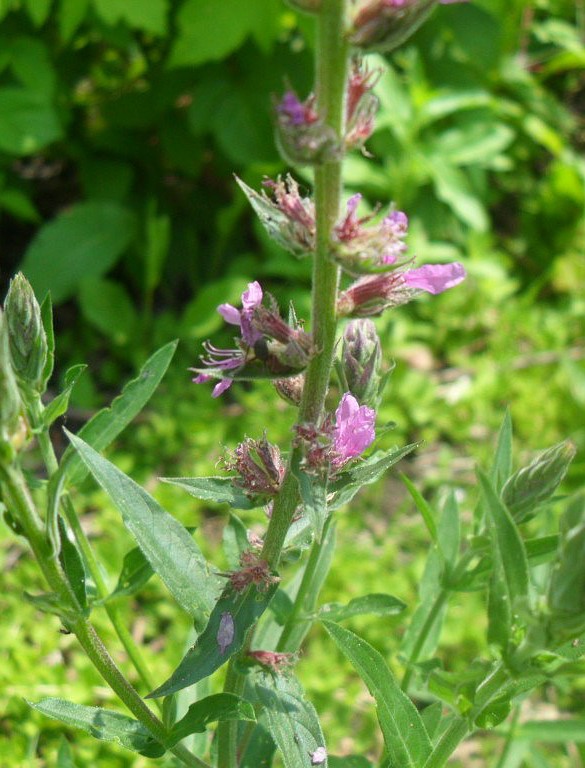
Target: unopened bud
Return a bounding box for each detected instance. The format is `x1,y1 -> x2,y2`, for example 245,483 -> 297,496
274,374 -> 304,406
0,309 -> 23,459
341,320 -> 382,408
227,435 -> 285,498
4,273 -> 48,393
349,0 -> 441,53
502,440 -> 577,523
547,495 -> 585,639
274,90 -> 340,166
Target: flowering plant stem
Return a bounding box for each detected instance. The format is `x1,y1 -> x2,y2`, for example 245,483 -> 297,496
0,461 -> 210,768
217,3 -> 348,767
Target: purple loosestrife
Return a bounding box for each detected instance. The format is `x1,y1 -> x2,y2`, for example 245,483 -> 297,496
274,89 -> 339,165
338,261 -> 466,317
333,193 -> 409,272
331,392 -> 376,468
345,60 -> 381,151
192,281 -> 314,396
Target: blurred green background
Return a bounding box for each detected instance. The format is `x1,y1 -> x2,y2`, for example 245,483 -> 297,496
0,0 -> 584,765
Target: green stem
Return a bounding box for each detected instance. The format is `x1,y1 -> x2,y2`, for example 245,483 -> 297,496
277,517 -> 335,652
401,589 -> 448,692
0,462 -> 209,768
218,3 -> 349,767
28,394 -> 159,700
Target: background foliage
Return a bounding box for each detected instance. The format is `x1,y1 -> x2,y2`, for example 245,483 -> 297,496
0,0 -> 584,765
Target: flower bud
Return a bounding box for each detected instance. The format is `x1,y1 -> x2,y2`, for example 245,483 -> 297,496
502,440 -> 577,523
547,495 -> 585,640
341,320 -> 382,408
4,273 -> 48,393
274,373 -> 304,406
0,309 -> 23,459
274,90 -> 340,166
348,0 -> 443,53
227,435 -> 285,498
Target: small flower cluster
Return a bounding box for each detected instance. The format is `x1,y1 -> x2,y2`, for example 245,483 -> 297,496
221,550 -> 280,594
295,392 -> 376,473
247,649 -> 296,672
225,434 -> 285,498
192,282 -> 314,397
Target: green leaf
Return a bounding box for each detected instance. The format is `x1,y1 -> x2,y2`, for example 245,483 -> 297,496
8,38 -> 56,94
319,594 -> 406,622
24,0 -> 52,26
437,493 -> 460,581
328,444 -> 419,511
222,512 -> 250,569
58,517 -> 87,611
21,202 -> 136,304
427,158 -> 488,231
65,431 -> 220,623
40,292 -> 54,388
328,758 -> 372,768
58,0 -> 90,41
479,469 -> 530,604
56,737 -> 79,768
169,0 -> 263,68
60,341 -> 177,486
27,698 -> 164,757
324,622 -> 432,768
240,724 -> 276,768
93,0 -> 168,34
490,409 -> 513,493
148,581 -> 278,698
400,549 -> 446,662
100,546 -> 154,603
502,440 -> 576,523
400,473 -> 438,545
511,719 -> 585,742
254,671 -> 328,768
161,476 -> 259,510
78,278 -> 137,344
0,87 -> 62,155
168,693 -> 256,746
291,457 -> 328,541
42,364 -> 87,427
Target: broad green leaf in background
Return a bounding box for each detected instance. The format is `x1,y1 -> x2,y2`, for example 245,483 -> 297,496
60,341 -> 177,485
58,0 -> 90,41
318,594 -> 406,622
181,276 -> 249,339
509,719 -> 585,743
21,202 -> 136,303
66,431 -> 220,623
167,693 -> 255,746
324,622 -> 432,768
254,671 -> 328,768
0,87 -> 62,155
24,0 -> 52,26
161,476 -> 259,510
56,737 -> 79,768
8,38 -> 56,94
148,581 -> 279,698
328,444 -> 419,510
93,0 -> 168,35
328,757 -> 373,768
27,699 -> 164,757
78,278 -> 137,345
426,158 -> 489,231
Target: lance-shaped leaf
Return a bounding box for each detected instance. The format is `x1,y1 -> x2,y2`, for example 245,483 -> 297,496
58,517 -> 87,611
148,580 -> 279,698
42,363 -> 87,427
318,593 -> 405,623
27,699 -> 164,757
60,341 -> 177,486
161,476 -> 260,510
490,409 -> 513,493
66,431 -> 220,624
479,469 -> 530,654
291,456 -> 328,541
328,444 -> 419,510
167,693 -> 256,746
324,621 -> 432,768
323,621 -> 431,768
96,546 -> 154,604
254,671 -> 328,768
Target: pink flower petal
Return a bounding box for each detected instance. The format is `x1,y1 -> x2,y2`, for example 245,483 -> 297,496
218,303 -> 242,325
403,262 -> 466,295
242,281 -> 263,310
332,392 -> 376,466
212,379 -> 233,397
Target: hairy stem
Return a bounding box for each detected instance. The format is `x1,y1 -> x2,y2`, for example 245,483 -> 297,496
218,2 -> 349,767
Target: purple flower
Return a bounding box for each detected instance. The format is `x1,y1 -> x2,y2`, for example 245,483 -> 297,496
276,90 -> 318,127
331,393 -> 376,468
403,262 -> 466,294
218,281 -> 263,345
